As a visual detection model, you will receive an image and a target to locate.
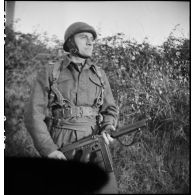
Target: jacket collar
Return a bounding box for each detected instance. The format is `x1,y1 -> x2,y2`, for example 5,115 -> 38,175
61,54 -> 96,70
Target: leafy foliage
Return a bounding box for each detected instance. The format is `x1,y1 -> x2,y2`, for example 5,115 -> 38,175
5,26 -> 190,193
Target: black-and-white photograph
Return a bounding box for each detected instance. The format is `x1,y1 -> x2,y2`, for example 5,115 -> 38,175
4,1 -> 190,194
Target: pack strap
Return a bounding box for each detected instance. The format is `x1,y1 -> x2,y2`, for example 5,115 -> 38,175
91,65 -> 105,108
52,61 -> 62,82
91,65 -> 105,88
50,61 -> 72,107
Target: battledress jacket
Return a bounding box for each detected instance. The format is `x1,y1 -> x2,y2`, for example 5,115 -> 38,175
24,55 -> 118,157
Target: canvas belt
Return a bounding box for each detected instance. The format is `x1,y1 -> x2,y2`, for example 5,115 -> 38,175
70,106 -> 99,117
52,106 -> 99,119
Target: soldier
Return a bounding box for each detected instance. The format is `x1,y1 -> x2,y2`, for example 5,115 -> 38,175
24,22 -> 119,193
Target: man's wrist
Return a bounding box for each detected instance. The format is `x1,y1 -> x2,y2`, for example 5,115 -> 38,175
101,124 -> 115,134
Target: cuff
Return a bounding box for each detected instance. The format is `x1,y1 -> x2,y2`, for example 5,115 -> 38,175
37,142 -> 59,157
101,115 -> 117,129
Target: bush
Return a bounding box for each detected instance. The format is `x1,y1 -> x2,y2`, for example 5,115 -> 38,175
5,26 -> 190,193
5,26 -> 63,156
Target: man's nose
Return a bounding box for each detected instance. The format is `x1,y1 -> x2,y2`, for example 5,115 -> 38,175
86,38 -> 93,45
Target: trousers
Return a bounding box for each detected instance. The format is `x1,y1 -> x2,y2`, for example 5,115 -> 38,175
50,126 -> 118,194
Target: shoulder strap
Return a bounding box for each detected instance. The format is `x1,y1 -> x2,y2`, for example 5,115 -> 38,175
91,65 -> 105,107
52,61 -> 62,82
91,65 -> 105,89
48,61 -> 72,107
48,60 -> 62,84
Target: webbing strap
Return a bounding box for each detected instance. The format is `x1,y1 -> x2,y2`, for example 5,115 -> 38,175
52,106 -> 99,119
91,65 -> 105,107
52,61 -> 62,81
91,65 -> 105,89
50,61 -> 72,107
51,84 -> 72,107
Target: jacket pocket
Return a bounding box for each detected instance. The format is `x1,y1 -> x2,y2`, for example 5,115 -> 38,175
56,70 -> 74,101
57,70 -> 73,83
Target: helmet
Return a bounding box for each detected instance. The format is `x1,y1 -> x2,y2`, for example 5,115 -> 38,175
63,22 -> 97,52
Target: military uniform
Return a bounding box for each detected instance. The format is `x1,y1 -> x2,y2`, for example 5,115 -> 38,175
25,54 -> 118,156
24,22 -> 119,193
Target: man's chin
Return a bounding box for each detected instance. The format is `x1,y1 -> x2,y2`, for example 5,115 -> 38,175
81,53 -> 92,58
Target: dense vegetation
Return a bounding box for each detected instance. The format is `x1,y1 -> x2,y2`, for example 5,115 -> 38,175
5,25 -> 190,193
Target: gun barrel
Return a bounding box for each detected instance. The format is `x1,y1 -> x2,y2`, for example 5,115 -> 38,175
111,119 -> 147,138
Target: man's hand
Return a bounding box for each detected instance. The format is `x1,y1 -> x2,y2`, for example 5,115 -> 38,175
48,150 -> 67,160
101,125 -> 115,145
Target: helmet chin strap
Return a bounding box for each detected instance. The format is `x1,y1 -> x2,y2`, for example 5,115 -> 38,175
68,37 -> 90,59
70,48 -> 89,59
77,52 -> 90,59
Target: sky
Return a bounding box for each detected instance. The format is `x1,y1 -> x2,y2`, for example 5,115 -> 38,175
13,1 -> 189,46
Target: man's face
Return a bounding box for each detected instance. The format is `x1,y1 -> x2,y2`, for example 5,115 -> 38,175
74,32 -> 94,57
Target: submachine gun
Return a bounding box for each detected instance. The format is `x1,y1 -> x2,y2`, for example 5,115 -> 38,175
60,119 -> 147,172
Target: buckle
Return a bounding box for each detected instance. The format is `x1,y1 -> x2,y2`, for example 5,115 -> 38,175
79,107 -> 83,117
70,106 -> 82,117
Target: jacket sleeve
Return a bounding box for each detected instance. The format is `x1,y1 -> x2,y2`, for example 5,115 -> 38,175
24,66 -> 58,157
99,70 -> 119,129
